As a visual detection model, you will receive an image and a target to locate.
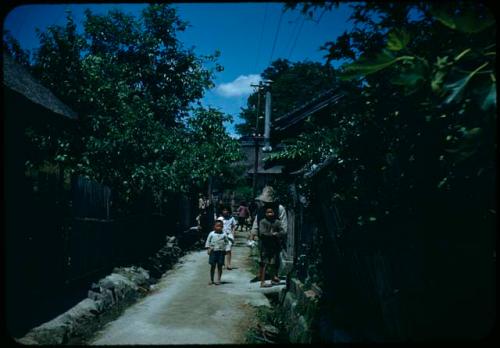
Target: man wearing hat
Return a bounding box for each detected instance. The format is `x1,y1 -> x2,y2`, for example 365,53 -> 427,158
250,186 -> 288,284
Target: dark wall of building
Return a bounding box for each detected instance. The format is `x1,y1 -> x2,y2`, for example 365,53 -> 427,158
314,177 -> 495,341
4,90 -> 198,337
284,171 -> 495,342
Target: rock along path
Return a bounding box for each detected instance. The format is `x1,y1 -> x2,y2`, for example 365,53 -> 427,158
89,231 -> 284,345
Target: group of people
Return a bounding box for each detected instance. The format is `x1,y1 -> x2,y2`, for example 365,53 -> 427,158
202,186 -> 288,288
203,203 -> 250,285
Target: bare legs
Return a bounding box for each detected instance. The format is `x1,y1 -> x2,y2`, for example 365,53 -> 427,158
209,264 -> 215,284
209,264 -> 223,285
225,250 -> 232,269
271,263 -> 280,283
260,262 -> 279,287
216,264 -> 223,284
259,263 -> 267,287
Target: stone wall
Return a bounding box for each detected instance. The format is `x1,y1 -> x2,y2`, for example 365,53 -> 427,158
279,278 -> 321,344
16,235 -> 186,345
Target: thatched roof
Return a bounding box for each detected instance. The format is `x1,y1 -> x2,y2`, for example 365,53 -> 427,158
3,54 -> 77,119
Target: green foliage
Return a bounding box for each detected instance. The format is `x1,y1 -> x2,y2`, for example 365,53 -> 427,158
442,62 -> 490,104
339,49 -> 415,80
386,29 -> 410,51
179,107 -> 243,189
481,79 -> 496,111
233,185 -> 253,202
3,30 -> 31,66
430,4 -> 495,33
235,59 -> 336,137
245,305 -> 289,344
337,3 -> 495,110
270,2 -> 496,236
5,5 -> 241,215
389,59 -> 428,90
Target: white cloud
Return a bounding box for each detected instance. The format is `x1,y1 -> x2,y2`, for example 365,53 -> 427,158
215,74 -> 261,97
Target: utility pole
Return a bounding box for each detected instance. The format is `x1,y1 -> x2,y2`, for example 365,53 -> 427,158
255,80 -> 263,136
250,81 -> 264,198
263,90 -> 272,152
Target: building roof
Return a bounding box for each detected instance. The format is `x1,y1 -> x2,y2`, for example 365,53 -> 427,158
303,155 -> 337,179
3,54 -> 77,119
286,155 -> 338,180
247,165 -> 284,175
273,87 -> 344,132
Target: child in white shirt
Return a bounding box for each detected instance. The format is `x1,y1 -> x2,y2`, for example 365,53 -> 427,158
218,207 -> 236,270
205,220 -> 229,285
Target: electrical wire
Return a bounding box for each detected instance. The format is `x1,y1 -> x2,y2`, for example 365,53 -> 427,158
287,16 -> 305,61
268,8 -> 284,64
284,13 -> 302,58
254,3 -> 269,72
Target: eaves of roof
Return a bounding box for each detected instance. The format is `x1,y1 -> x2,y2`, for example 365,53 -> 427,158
3,54 -> 77,120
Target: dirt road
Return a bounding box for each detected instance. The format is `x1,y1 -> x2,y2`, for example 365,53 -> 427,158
89,231 -> 284,345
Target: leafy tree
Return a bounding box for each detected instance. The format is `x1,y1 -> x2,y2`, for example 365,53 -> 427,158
272,2 -> 496,231
236,59 -> 336,137
3,30 -> 31,67
4,4 -> 240,215
270,3 -> 496,338
174,107 -> 243,191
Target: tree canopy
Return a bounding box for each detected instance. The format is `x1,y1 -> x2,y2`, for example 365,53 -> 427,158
235,59 -> 336,138
268,2 -> 496,235
4,4 -> 241,215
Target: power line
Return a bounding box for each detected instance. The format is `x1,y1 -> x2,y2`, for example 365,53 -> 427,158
284,13 -> 302,57
254,3 -> 269,73
287,16 -> 305,60
268,8 -> 284,64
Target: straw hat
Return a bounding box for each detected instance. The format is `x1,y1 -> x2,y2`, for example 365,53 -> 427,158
256,186 -> 275,203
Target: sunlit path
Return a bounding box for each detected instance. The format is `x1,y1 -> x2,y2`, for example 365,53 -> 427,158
5,2 -> 495,343
90,232 -> 284,345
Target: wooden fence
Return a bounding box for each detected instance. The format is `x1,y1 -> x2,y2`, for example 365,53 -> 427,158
284,173 -> 495,341
6,172 -> 193,337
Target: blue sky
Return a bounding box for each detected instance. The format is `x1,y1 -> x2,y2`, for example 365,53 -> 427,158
4,3 -> 354,136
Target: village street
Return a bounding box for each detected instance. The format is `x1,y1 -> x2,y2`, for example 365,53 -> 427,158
89,232 -> 284,345
5,3 -> 495,343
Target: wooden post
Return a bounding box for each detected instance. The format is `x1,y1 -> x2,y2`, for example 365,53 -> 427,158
252,137 -> 259,198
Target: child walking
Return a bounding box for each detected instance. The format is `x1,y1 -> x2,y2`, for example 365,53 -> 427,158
258,207 -> 285,287
218,207 -> 236,270
205,220 -> 229,285
236,201 -> 250,232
